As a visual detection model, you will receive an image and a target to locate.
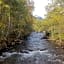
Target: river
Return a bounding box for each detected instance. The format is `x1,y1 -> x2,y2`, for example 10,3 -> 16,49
0,32 -> 64,64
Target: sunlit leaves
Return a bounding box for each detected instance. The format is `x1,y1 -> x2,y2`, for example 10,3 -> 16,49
0,0 -> 3,4
0,0 -> 33,39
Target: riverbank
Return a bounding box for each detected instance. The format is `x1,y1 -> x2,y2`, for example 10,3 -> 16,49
47,38 -> 64,48
44,31 -> 64,47
0,39 -> 26,55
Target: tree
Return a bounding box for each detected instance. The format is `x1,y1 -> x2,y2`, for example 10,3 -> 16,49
0,0 -> 34,49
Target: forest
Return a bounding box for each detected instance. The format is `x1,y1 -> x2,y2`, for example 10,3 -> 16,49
0,0 -> 34,50
0,0 -> 64,51
33,0 -> 64,46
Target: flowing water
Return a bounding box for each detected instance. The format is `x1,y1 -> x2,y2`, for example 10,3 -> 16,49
0,32 -> 64,64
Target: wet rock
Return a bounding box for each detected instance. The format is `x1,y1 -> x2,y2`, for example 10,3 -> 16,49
20,50 -> 29,53
41,36 -> 48,39
40,48 -> 47,51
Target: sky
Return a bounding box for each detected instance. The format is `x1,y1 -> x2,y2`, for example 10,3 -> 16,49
32,0 -> 51,18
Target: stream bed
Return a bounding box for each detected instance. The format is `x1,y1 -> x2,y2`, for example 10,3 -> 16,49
0,32 -> 64,64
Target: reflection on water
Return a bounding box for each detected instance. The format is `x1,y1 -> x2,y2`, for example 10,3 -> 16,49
0,32 -> 64,64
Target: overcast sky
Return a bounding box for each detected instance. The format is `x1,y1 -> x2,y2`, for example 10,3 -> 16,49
32,0 -> 51,18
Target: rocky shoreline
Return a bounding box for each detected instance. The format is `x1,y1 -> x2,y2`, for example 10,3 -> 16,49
0,38 -> 26,55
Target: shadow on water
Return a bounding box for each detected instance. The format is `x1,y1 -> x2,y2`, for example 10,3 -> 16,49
0,32 -> 64,64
